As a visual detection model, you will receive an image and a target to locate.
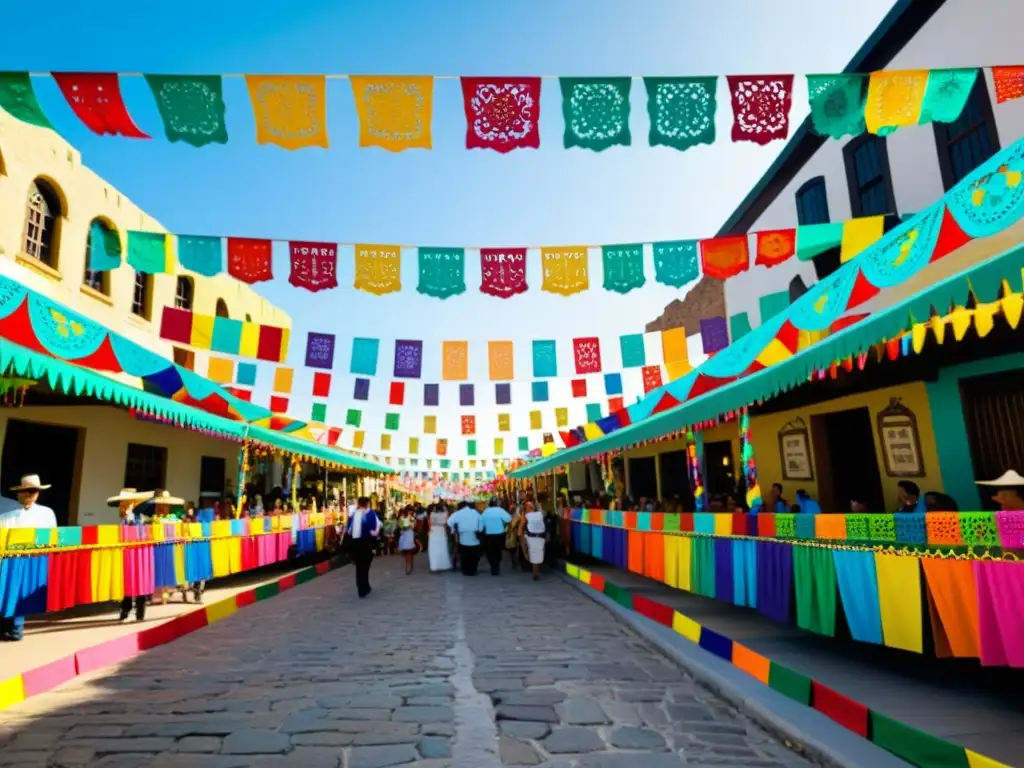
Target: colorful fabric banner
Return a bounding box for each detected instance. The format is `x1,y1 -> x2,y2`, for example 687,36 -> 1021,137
919,68 -> 979,125
393,340 -> 423,379
417,247 -> 466,299
459,384 -> 474,407
52,73 -> 148,138
350,338 -> 380,376
88,220 -> 122,272
992,66 -> 1024,104
601,244 -> 645,293
531,381 -> 549,402
288,241 -> 338,292
436,438 -> 447,456
604,373 -> 623,395
352,430 -> 365,449
177,235 -> 222,276
236,362 -> 257,387
245,75 -> 329,150
560,77 -> 632,151
467,439 -> 478,457
127,231 -> 170,274
727,75 -> 794,145
642,365 -> 663,392
806,74 -> 867,140
759,291 -> 790,323
442,341 -> 469,381
700,236 -> 749,279
874,553 -> 924,653
0,72 -> 52,129
145,75 -> 228,147
227,238 -> 273,284
385,412 -> 400,431
272,367 -> 293,394
353,378 -> 370,400
494,438 -> 504,455
653,240 -> 699,287
310,402 -> 327,422
389,381 -> 405,405
620,333 -> 646,368
461,77 -> 542,153
479,248 -> 528,298
864,70 -> 928,135
700,317 -> 729,353
555,407 -> 569,427
423,383 -> 439,406
269,395 -> 288,414
354,245 -> 401,296
380,433 -> 392,451
796,222 -> 843,261
571,379 -> 587,397
840,216 -> 885,263
423,415 -> 437,434
661,327 -> 688,364
488,340 -> 514,381
573,337 -> 602,375
529,410 -> 542,430
532,340 -> 557,378
206,357 -> 233,384
644,76 -> 717,151
518,437 -> 530,452
312,372 -> 331,397
305,332 -> 336,370
349,75 -> 434,152
729,312 -> 752,342
498,413 -> 511,432
495,382 -> 511,405
541,247 -> 589,295
755,229 -> 796,268
409,437 -> 420,454
461,415 -> 476,435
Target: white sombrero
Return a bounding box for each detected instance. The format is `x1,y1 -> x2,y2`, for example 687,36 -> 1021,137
107,488 -> 155,505
10,474 -> 51,492
975,470 -> 1024,487
151,491 -> 185,506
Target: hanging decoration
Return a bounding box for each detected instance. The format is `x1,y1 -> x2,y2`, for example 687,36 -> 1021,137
806,73 -> 867,140
288,241 -> 338,292
393,340 -> 423,379
52,72 -> 149,138
754,230 -> 796,268
349,75 -> 434,152
573,337 -> 602,375
685,428 -> 705,512
601,244 -> 645,294
992,66 -> 1024,104
653,240 -> 700,287
726,75 -> 794,145
532,340 -> 558,378
0,72 -> 52,129
918,68 -> 979,125
417,247 -> 466,299
560,77 -> 632,152
699,317 -> 729,354
461,77 -> 542,153
644,76 -> 717,151
488,340 -> 514,381
541,246 -> 589,296
177,235 -> 223,277
304,332 -> 336,370
354,245 -> 401,295
864,69 -> 929,136
227,237 -> 274,284
87,220 -> 122,272
145,74 -> 229,147
442,341 -> 469,381
700,236 -> 749,279
480,248 -> 528,298
245,75 -> 329,150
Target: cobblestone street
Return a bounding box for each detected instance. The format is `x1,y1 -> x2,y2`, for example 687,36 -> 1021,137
0,556 -> 808,767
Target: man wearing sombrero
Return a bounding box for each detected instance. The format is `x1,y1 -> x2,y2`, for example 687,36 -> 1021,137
0,475 -> 57,641
976,470 -> 1024,511
108,488 -> 155,621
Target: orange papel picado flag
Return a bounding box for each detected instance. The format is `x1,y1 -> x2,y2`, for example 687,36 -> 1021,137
442,341 -> 469,381
349,75 -> 434,152
245,75 -> 329,150
488,340 -> 514,381
541,246 -> 589,296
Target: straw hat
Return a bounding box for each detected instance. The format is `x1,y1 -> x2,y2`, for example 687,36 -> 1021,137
106,488 -> 155,505
10,474 -> 51,492
151,490 -> 184,506
975,470 -> 1024,487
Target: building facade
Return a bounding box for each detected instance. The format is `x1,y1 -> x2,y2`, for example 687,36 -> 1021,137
0,116 -> 293,524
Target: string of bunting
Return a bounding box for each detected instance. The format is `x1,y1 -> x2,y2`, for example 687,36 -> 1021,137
91,211 -> 906,299
3,67 -> 1023,151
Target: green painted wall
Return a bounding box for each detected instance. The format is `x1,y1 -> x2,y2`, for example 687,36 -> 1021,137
925,352 -> 1024,511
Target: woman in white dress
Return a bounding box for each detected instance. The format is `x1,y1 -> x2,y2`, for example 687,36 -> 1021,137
428,504 -> 453,572
517,501 -> 547,581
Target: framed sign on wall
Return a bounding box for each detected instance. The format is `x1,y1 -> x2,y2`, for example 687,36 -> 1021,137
877,398 -> 925,477
778,417 -> 814,481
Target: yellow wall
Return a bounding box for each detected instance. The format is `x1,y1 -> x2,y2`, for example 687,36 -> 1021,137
0,115 -> 291,384
748,381 -> 943,511
0,406 -> 241,525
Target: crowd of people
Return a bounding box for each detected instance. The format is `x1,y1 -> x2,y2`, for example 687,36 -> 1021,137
341,496 -> 562,598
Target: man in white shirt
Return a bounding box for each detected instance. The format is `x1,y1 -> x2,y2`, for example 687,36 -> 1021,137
447,502 -> 483,576
0,475 -> 58,642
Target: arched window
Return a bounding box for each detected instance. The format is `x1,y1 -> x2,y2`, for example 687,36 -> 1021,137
175,276 -> 194,310
82,218 -> 120,296
24,179 -> 62,267
843,135 -> 897,218
934,77 -> 1001,191
215,299 -> 229,318
131,270 -> 152,320
795,177 -> 830,225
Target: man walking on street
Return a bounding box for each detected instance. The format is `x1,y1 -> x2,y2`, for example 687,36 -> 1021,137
447,501 -> 483,576
346,497 -> 381,598
480,498 -> 511,576
0,475 -> 57,641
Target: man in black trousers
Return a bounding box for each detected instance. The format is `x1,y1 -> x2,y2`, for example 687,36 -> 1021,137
345,497 -> 381,598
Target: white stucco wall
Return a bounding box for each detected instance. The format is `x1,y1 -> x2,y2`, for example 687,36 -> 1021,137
724,0 -> 1024,329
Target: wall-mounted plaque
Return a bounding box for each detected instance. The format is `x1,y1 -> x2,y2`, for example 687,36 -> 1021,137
778,417 -> 814,481
877,397 -> 925,477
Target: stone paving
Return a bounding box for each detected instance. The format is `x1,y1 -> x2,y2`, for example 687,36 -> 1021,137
0,555 -> 809,767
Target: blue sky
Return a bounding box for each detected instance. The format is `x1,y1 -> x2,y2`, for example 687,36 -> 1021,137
5,0 -> 896,460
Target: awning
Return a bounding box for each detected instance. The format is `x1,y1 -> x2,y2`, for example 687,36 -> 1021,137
511,137 -> 1024,478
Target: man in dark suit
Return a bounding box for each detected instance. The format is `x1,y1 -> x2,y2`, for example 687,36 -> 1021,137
345,497 -> 382,598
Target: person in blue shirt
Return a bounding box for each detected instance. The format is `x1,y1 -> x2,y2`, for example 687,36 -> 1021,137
479,499 -> 512,576
345,497 -> 382,598
795,489 -> 822,514
896,481 -> 927,514
447,502 -> 483,576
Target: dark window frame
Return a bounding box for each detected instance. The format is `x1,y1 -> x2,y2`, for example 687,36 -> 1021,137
23,178 -> 62,268
175,275 -> 194,310
215,298 -> 229,318
82,218 -> 117,296
795,176 -> 831,225
124,442 -> 167,491
843,134 -> 898,218
933,77 -> 1000,191
131,270 -> 152,320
